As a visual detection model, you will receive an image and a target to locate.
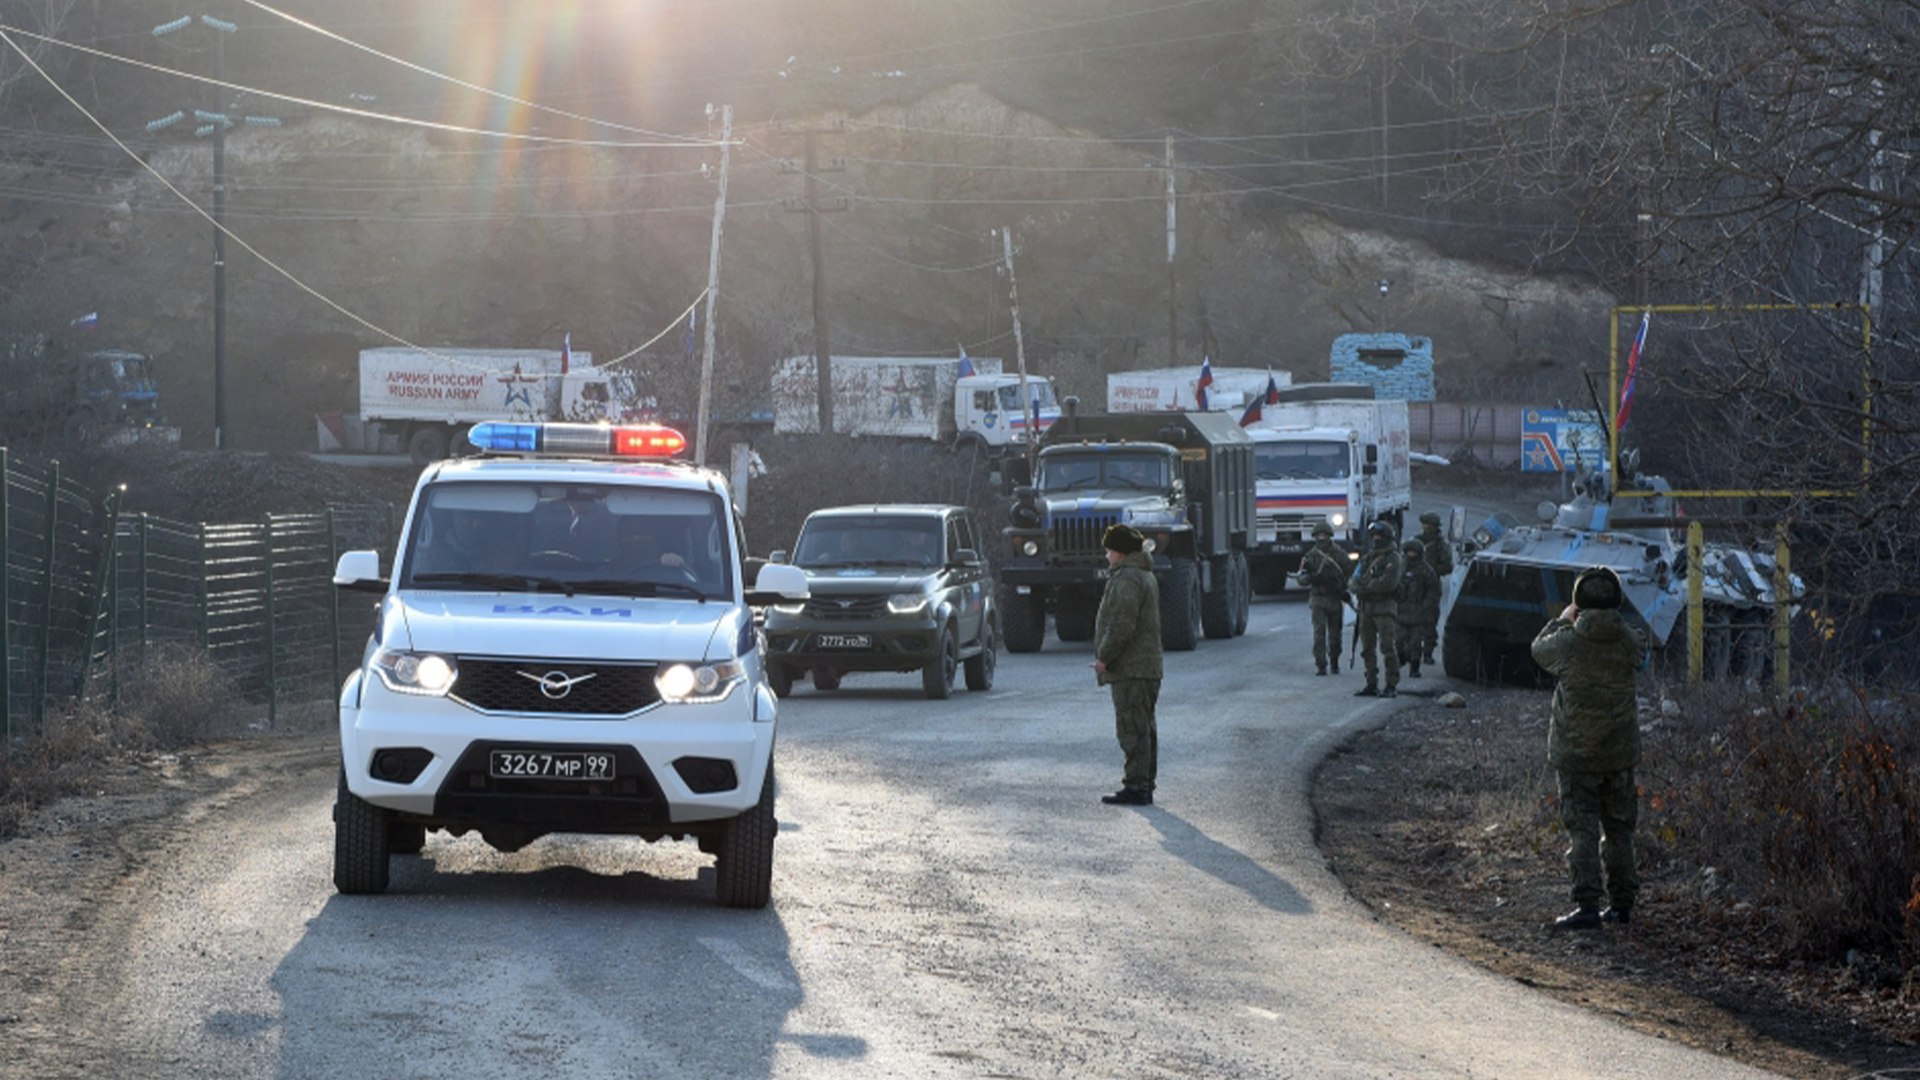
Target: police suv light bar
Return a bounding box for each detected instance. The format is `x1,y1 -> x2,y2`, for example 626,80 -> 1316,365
467,421 -> 688,458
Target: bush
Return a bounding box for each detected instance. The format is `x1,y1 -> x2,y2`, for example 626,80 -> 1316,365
1642,676 -> 1920,969
0,645 -> 238,836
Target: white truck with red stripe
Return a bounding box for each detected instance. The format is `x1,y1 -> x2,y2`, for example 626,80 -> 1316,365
771,355 -> 1058,456
1245,398 -> 1412,593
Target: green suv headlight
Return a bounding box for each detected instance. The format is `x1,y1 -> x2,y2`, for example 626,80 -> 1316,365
887,593 -> 931,615
371,647 -> 458,696
656,660 -> 746,703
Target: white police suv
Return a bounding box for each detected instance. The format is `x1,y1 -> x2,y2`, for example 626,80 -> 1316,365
331,421 -> 808,907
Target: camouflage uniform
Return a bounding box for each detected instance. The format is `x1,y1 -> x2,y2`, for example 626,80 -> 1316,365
1394,540 -> 1438,678
1349,524 -> 1403,696
1531,586 -> 1649,919
1297,528 -> 1349,675
1417,512 -> 1453,665
1095,545 -> 1163,799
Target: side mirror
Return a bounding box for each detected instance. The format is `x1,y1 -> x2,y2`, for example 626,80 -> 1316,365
747,562 -> 810,605
952,548 -> 982,568
333,550 -> 387,593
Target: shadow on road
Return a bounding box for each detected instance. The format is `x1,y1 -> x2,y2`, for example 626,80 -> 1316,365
1137,807 -> 1313,915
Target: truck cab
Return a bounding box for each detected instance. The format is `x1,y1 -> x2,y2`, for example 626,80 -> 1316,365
953,373 -> 1060,453
1243,399 -> 1412,593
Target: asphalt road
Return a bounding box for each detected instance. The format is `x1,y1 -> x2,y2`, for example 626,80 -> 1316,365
25,592 -> 1776,1080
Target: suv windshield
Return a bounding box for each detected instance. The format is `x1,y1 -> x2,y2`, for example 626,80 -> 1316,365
1038,453 -> 1168,492
399,481 -> 732,598
1255,440 -> 1350,481
794,516 -> 943,569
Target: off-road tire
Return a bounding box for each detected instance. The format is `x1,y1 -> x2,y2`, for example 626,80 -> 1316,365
1201,555 -> 1236,640
922,625 -> 957,700
1054,610 -> 1095,642
964,618 -> 997,691
389,821 -> 427,856
333,771 -> 392,895
407,425 -> 449,467
1160,559 -> 1202,652
810,667 -> 841,691
1001,587 -> 1046,654
714,768 -> 776,909
767,663 -> 795,698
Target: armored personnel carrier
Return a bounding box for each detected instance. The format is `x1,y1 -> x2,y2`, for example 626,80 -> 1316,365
1441,459 -> 1800,684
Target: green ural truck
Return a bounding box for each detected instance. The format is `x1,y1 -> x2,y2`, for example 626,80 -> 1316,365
999,407 -> 1256,652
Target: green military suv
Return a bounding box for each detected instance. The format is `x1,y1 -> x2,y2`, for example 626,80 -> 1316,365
762,505 -> 998,700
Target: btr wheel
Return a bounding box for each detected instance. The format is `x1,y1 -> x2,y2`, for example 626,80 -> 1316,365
714,767 -> 776,909
922,625 -> 957,700
332,771 -> 392,895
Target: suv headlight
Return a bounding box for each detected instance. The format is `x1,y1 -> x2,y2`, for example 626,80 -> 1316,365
656,659 -> 746,704
371,647 -> 458,696
887,592 -> 931,615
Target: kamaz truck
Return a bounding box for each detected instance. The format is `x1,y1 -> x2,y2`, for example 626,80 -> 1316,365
999,408 -> 1256,652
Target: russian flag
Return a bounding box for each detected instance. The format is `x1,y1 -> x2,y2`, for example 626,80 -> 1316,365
560,331 -> 573,374
1615,312 -> 1648,435
1265,370 -> 1281,406
957,344 -> 976,379
1196,355 -> 1214,410
1239,395 -> 1262,427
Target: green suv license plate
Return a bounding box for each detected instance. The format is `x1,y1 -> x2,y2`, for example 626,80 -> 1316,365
489,750 -> 616,780
815,633 -> 872,649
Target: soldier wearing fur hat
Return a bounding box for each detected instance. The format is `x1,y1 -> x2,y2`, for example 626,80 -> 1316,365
1531,566 -> 1650,932
1093,523 -> 1162,806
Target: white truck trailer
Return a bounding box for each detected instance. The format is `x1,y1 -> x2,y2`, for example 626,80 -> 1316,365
320,347 -> 659,466
1245,397 -> 1413,593
1106,366 -> 1292,414
771,355 -> 1059,454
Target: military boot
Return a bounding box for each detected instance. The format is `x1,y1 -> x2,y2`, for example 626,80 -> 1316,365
1329,656 -> 1340,675
1549,906 -> 1603,932
1315,664 -> 1327,676
1408,658 -> 1421,678
1354,683 -> 1378,697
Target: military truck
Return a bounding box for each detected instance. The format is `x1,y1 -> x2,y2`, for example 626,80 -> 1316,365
999,407 -> 1256,652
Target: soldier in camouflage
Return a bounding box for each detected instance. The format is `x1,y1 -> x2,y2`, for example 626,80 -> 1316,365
1394,539 -> 1438,679
1295,520 -> 1349,675
1531,566 -> 1650,931
1093,523 -> 1162,806
1348,520 -> 1403,698
1417,510 -> 1453,665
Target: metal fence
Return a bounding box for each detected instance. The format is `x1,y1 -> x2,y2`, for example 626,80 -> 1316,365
2,447 -> 396,745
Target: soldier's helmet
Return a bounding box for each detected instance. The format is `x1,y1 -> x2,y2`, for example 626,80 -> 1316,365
1419,510 -> 1442,527
1311,521 -> 1334,539
1367,520 -> 1395,541
1401,539 -> 1423,555
1572,566 -> 1624,610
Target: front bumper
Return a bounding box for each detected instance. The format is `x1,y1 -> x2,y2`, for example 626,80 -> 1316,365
762,612 -> 944,671
338,670 -> 774,826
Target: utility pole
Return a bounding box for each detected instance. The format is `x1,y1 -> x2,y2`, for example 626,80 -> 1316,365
1000,227 -> 1038,477
1165,134 -> 1178,366
694,104 -> 731,467
781,125 -> 847,435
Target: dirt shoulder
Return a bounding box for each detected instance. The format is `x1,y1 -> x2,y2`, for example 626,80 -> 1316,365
1314,687 -> 1920,1079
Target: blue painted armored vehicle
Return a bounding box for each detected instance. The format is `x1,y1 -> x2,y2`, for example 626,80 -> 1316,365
1000,407 -> 1256,653
1441,462 -> 1801,683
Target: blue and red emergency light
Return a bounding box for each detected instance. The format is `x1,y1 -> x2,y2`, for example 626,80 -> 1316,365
466,421 -> 688,458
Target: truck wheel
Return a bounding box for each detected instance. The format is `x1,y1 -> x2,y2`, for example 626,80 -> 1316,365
407,426 -> 449,467
1200,555 -> 1236,640
1002,588 -> 1046,654
964,619 -> 997,691
1251,561 -> 1289,596
714,767 -> 776,909
767,663 -> 795,698
332,771 -> 392,895
1232,552 -> 1251,636
1054,610 -> 1095,642
1160,559 -> 1202,652
922,625 -> 957,700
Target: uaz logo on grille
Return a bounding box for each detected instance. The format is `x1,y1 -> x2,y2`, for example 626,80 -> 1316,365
517,669 -> 599,699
